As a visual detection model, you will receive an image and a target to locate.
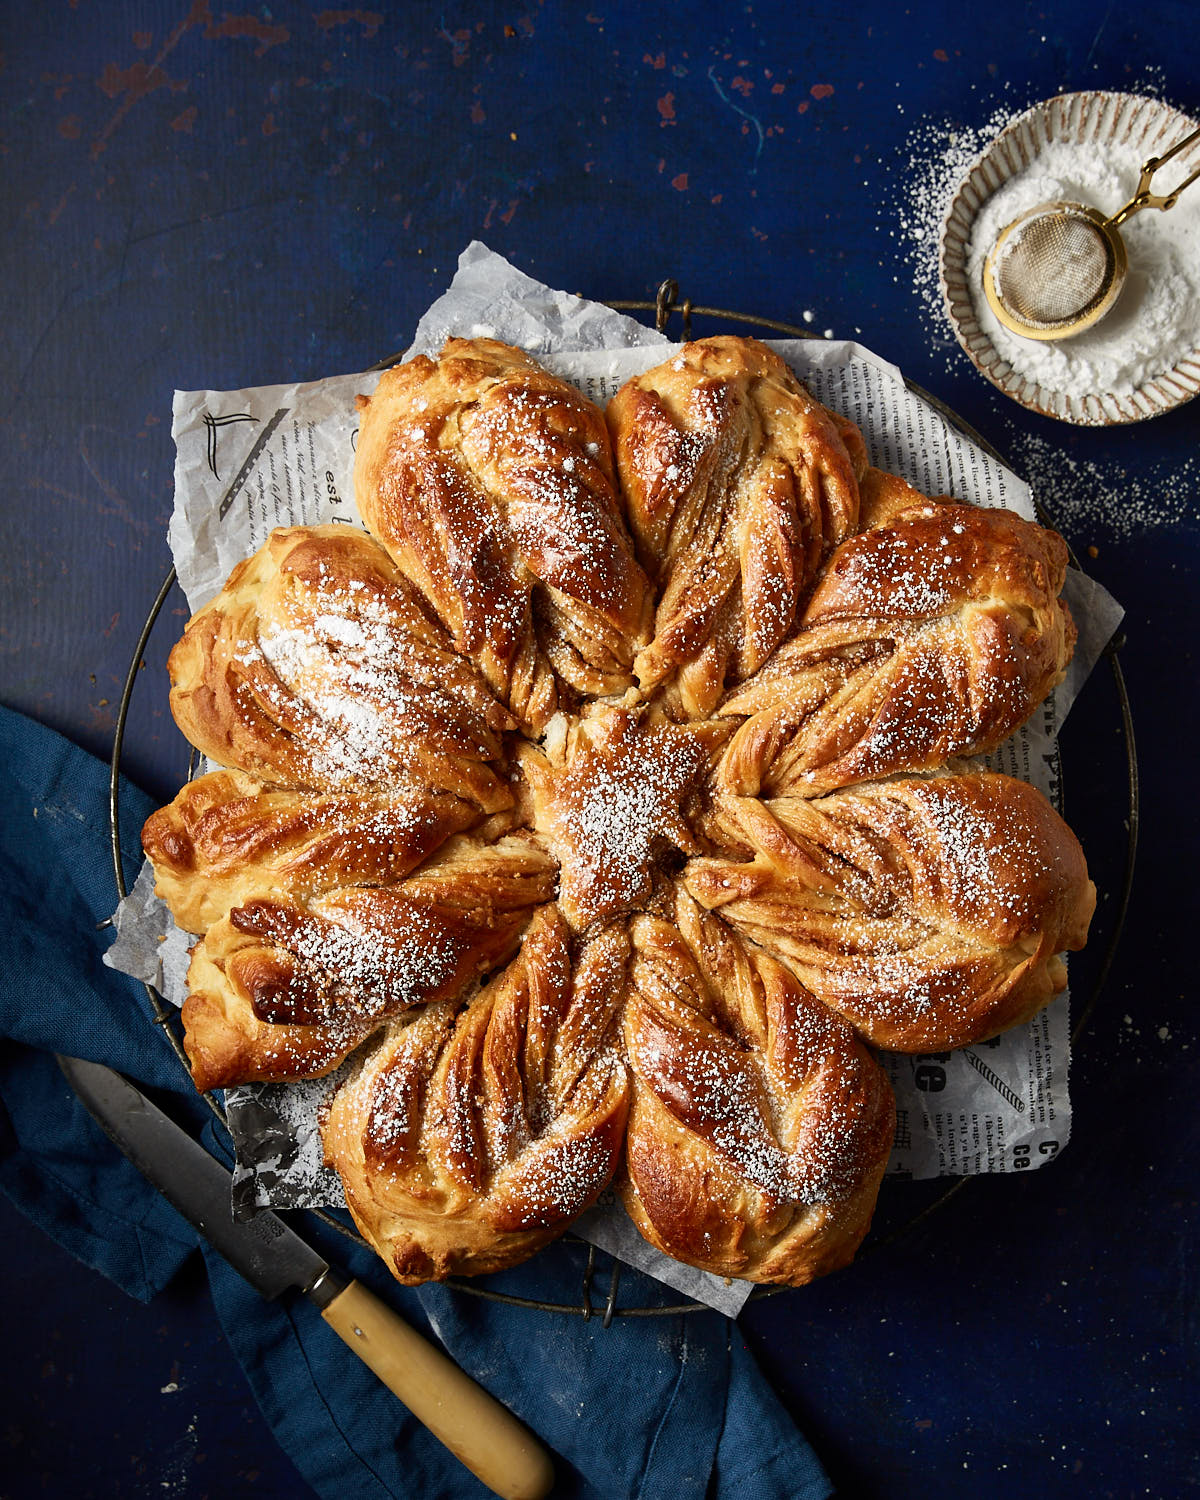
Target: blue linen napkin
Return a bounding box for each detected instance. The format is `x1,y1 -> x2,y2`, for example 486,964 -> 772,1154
0,702 -> 833,1500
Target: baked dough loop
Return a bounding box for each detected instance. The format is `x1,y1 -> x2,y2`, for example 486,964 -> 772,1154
167,524 -> 514,810
354,338 -> 652,733
146,335 -> 1094,1287
716,468 -> 1076,795
323,906 -> 630,1282
607,336 -> 866,718
179,835 -> 557,1092
621,891 -> 895,1285
686,774 -> 1095,1052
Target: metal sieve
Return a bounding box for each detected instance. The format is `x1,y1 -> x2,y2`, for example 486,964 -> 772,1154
983,123 -> 1200,340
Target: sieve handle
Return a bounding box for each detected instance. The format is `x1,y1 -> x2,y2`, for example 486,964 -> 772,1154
1108,123 -> 1200,227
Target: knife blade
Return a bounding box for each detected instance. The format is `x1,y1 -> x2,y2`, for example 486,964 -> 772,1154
57,1054 -> 554,1500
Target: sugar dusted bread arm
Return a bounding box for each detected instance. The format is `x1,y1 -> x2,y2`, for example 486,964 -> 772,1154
322,907 -> 629,1284
606,336 -> 866,717
179,835 -> 558,1092
353,338 -> 651,732
142,769 -> 486,935
687,772 -> 1095,1052
620,891 -> 894,1286
166,524 -> 514,807
718,472 -> 1076,796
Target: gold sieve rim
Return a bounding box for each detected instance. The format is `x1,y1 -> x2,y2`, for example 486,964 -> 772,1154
982,201 -> 1129,341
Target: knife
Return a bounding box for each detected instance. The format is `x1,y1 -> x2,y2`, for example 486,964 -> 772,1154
56,1054 -> 555,1500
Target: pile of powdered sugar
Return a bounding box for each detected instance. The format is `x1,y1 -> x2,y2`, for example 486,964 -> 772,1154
894,102 -> 1030,361
965,135 -> 1200,397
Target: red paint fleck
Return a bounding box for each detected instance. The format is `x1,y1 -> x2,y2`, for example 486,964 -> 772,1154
711,193 -> 723,204
442,27 -> 472,66
262,112 -> 277,136
643,51 -> 665,69
933,48 -> 949,61
133,31 -> 153,50
810,83 -> 834,100
469,100 -> 485,124
58,116 -> 82,139
171,105 -> 197,132
657,92 -> 675,122
314,9 -> 384,37
797,101 -> 808,114
499,199 -> 519,224
731,75 -> 753,96
49,190 -> 73,224
204,13 -> 289,57
656,157 -> 665,173
771,81 -> 785,94
97,60 -> 170,101
671,172 -> 688,191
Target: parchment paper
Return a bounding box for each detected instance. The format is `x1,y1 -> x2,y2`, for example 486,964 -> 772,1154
106,242 -> 1123,1317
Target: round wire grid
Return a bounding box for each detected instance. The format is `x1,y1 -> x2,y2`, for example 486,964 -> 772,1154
110,283 -> 1139,1321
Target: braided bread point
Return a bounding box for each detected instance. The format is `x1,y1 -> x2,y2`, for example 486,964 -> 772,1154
322,906 -> 630,1283
354,338 -> 651,733
717,471 -> 1076,796
142,768 -> 486,935
606,336 -> 865,718
620,891 -> 894,1285
686,773 -> 1095,1052
167,524 -> 514,809
179,835 -> 557,1092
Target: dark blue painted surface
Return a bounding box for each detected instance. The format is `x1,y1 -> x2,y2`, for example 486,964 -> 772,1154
1,4 -> 1196,1496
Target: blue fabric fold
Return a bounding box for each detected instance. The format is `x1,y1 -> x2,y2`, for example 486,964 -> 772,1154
0,702 -> 832,1500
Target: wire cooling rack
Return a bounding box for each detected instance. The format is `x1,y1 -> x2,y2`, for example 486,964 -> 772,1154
108,283 -> 1139,1321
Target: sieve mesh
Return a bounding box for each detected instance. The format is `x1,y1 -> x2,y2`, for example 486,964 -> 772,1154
994,209 -> 1116,327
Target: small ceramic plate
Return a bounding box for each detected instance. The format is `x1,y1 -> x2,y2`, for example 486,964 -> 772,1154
939,91 -> 1200,425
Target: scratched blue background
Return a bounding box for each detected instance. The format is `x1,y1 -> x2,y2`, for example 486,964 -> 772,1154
1,4 -> 1197,1497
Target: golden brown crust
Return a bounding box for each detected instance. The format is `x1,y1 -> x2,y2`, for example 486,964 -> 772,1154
716,477 -> 1076,795
180,835 -> 557,1092
321,907 -> 630,1282
607,336 -> 864,717
685,773 -> 1096,1051
142,335 -> 1096,1291
516,703 -> 727,929
142,768 -> 485,934
619,891 -> 894,1284
354,338 -> 651,732
167,524 -> 514,807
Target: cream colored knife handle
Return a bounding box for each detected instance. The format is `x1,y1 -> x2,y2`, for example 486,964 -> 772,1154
320,1279 -> 554,1500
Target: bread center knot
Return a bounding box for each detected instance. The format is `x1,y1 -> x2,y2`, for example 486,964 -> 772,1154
518,704 -> 712,929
